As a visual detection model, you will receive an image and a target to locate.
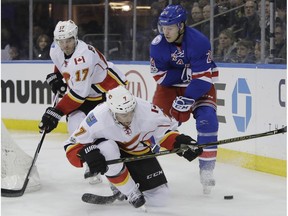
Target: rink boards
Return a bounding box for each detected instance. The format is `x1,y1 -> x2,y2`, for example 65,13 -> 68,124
1,61 -> 286,176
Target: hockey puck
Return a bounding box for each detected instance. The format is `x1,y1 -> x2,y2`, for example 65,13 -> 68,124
224,195 -> 233,200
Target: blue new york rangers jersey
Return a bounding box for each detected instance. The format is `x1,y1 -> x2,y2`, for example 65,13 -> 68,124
150,27 -> 218,87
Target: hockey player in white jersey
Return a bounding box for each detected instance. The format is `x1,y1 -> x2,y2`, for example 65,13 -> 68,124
63,86 -> 203,209
38,20 -> 127,184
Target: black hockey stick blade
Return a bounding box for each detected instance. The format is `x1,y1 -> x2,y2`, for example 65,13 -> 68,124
1,132 -> 47,198
279,126 -> 287,133
81,127 -> 287,205
82,192 -> 120,205
1,179 -> 29,197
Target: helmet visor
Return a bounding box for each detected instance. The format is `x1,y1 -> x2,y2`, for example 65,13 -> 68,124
158,22 -> 182,34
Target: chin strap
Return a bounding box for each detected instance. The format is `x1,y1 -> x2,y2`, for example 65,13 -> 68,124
172,24 -> 185,43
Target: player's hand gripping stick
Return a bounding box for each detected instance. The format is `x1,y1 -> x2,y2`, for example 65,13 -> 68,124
173,134 -> 203,162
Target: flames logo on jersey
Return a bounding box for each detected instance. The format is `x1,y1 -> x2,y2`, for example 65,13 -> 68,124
124,126 -> 132,135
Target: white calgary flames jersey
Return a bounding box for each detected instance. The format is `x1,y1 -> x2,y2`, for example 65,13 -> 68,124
64,97 -> 180,167
50,40 -> 127,114
50,40 -> 126,98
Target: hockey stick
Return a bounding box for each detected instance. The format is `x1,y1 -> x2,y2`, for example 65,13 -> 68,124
1,93 -> 60,197
82,191 -> 121,205
81,126 -> 286,205
106,126 -> 287,165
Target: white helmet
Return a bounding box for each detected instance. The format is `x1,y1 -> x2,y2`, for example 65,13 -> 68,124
106,86 -> 137,114
54,20 -> 78,41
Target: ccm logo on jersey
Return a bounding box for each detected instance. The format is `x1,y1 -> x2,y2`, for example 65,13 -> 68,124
147,170 -> 164,179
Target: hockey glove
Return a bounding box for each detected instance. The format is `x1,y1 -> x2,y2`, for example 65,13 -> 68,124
174,134 -> 202,162
79,144 -> 108,175
46,72 -> 67,96
170,96 -> 195,122
38,107 -> 63,133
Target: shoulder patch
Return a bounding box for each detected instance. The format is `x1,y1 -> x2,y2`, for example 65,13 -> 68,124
86,113 -> 97,126
151,35 -> 162,45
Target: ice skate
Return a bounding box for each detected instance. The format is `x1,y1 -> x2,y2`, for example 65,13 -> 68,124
110,183 -> 126,201
127,184 -> 146,210
200,170 -> 215,195
84,163 -> 102,184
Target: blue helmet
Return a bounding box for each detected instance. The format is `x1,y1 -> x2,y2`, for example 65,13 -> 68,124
158,4 -> 187,26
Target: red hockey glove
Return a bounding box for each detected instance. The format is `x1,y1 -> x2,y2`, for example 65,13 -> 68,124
170,96 -> 194,122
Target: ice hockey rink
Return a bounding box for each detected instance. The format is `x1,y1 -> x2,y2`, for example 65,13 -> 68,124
1,130 -> 287,216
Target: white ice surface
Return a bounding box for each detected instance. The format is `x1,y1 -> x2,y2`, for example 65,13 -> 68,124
1,131 -> 287,216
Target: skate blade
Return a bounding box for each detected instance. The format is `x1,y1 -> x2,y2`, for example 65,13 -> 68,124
87,176 -> 103,185
139,204 -> 147,213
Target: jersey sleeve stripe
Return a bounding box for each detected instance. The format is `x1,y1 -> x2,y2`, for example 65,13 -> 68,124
107,68 -> 127,85
159,131 -> 180,150
67,90 -> 86,103
64,143 -> 84,167
212,67 -> 219,81
153,71 -> 166,83
86,96 -> 104,101
120,147 -> 151,155
55,90 -> 85,114
192,71 -> 212,79
94,72 -> 127,93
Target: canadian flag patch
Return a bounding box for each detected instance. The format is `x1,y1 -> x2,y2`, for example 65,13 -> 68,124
74,56 -> 85,65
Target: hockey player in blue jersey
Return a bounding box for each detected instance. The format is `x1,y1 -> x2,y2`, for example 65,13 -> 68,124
149,4 -> 219,194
